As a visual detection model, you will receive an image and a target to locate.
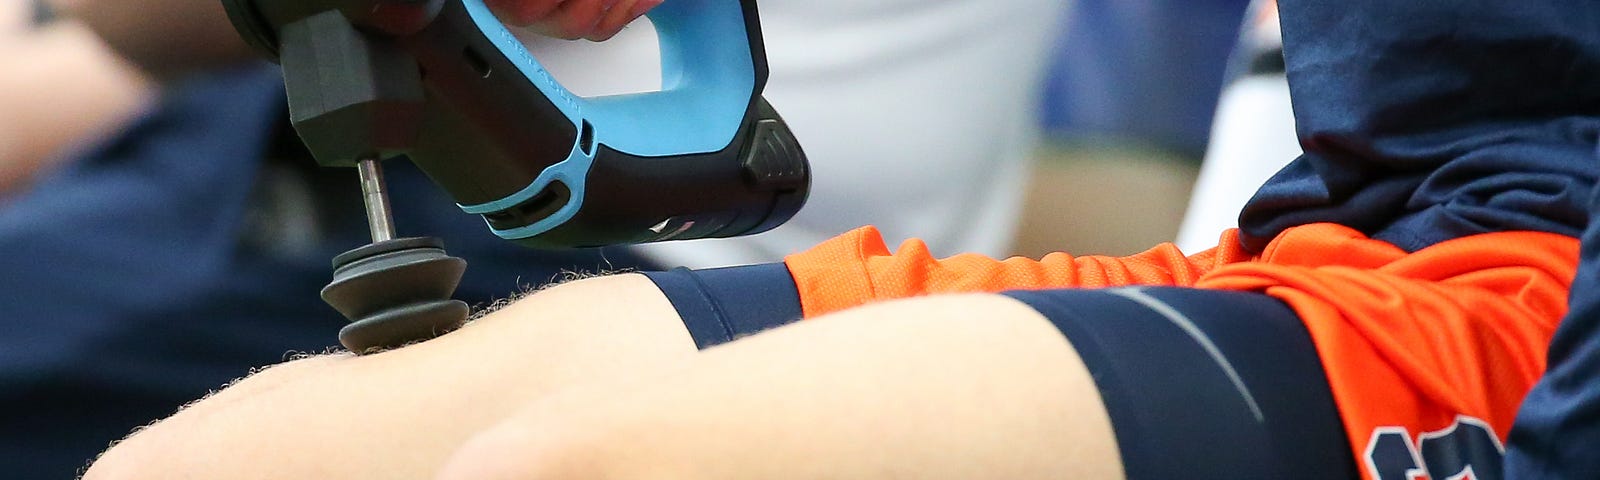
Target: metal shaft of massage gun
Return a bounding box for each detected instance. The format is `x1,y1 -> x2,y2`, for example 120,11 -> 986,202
357,157 -> 398,243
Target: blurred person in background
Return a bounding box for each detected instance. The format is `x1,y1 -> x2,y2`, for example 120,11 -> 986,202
0,0 -> 152,200
1,0 -> 650,476
1042,0 -> 1250,156
1175,0 -> 1299,253
521,0 -> 1066,266
1016,0 -> 1250,257
2,0 -> 1066,476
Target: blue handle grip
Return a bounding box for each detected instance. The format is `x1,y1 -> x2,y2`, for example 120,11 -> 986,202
457,0 -> 766,241
462,0 -> 758,157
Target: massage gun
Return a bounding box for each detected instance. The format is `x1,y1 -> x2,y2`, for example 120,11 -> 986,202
219,0 -> 810,352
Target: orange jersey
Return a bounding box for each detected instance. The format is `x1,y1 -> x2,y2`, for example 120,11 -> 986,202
784,223 -> 1578,479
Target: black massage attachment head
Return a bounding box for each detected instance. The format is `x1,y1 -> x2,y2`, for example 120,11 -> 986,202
320,237 -> 469,353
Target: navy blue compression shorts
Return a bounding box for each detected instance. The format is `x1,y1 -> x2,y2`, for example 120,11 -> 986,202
641,265 -> 1357,479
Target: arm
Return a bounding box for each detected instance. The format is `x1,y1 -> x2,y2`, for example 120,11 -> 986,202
0,21 -> 152,197
46,0 -> 252,80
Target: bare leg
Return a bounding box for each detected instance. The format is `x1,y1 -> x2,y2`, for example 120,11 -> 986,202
438,294 -> 1125,480
86,274 -> 698,479
87,279 -> 1125,479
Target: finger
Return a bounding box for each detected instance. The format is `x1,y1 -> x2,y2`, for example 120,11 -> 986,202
528,0 -> 614,40
485,0 -> 566,26
586,0 -> 660,42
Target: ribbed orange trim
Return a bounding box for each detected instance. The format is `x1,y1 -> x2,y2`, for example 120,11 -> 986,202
785,226 -> 1253,318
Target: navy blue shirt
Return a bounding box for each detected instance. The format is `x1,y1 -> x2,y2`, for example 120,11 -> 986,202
0,65 -> 654,477
1244,1 -> 1600,253
1248,1 -> 1600,478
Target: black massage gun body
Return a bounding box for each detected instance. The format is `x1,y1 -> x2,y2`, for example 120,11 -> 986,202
224,0 -> 809,248
220,0 -> 808,352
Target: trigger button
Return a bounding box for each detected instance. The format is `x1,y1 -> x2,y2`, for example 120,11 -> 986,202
740,119 -> 807,190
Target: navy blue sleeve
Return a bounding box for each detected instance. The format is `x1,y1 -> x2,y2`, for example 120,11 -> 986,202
1507,180 -> 1600,478
1240,0 -> 1600,253
641,263 -> 803,349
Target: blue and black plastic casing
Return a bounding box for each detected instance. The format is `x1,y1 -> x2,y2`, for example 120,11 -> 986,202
221,0 -> 809,248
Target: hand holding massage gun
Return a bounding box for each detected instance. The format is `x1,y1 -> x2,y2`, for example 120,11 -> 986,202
219,0 -> 810,352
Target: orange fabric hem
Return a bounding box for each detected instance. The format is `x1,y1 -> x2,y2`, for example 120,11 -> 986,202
784,226 -> 1254,318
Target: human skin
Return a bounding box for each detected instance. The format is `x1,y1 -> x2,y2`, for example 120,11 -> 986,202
0,1 -> 27,32
0,20 -> 153,197
486,0 -> 664,41
84,274 -> 1124,479
15,0 -> 653,189
9,0 -> 652,189
48,0 -> 659,80
47,0 -> 254,80
85,274 -> 701,478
